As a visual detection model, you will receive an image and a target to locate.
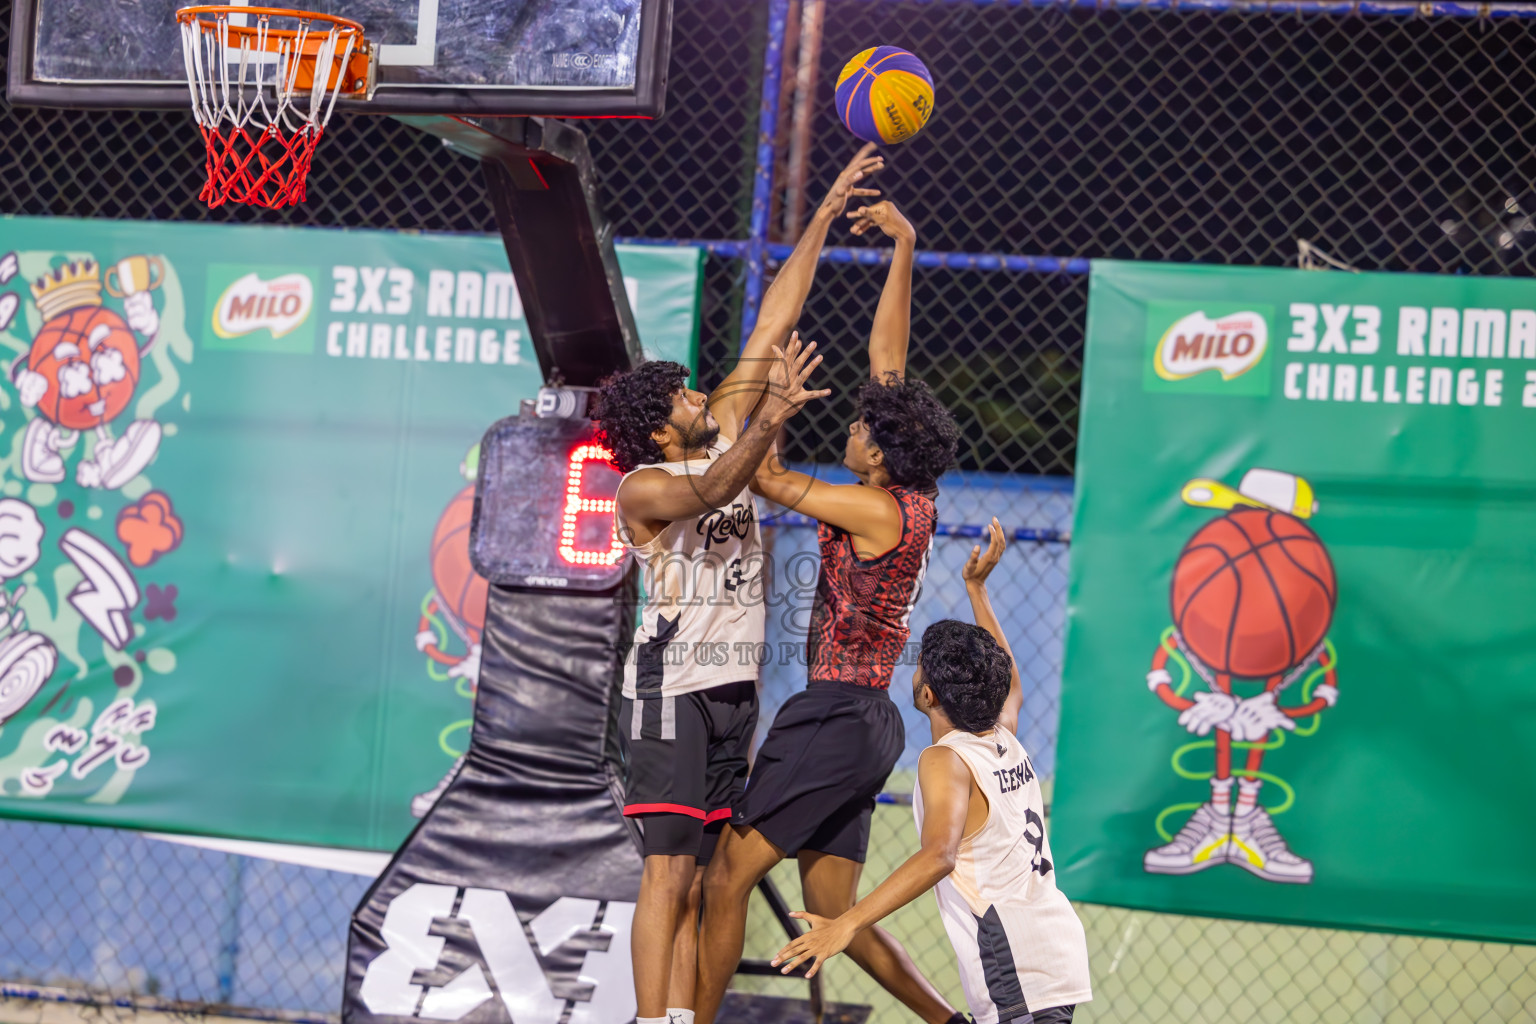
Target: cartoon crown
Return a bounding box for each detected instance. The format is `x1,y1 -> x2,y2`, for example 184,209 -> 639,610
31,260 -> 103,322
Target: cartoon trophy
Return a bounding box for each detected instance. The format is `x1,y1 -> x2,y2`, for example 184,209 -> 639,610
1143,468 -> 1340,884
14,257 -> 164,490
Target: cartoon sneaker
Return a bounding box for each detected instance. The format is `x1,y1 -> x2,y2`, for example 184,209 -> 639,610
1228,806 -> 1314,883
410,756 -> 466,819
1143,802 -> 1231,874
78,420 -> 162,490
21,419 -> 71,484
0,630 -> 57,725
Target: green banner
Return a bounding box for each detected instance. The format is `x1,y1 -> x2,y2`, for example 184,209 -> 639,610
0,216 -> 701,850
1055,261 -> 1536,945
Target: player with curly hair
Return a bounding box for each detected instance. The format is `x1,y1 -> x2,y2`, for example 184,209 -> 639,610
769,521 -> 1093,1024
695,199 -> 967,1024
595,145 -> 885,1024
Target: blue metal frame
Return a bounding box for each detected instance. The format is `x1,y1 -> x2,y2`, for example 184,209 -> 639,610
628,0 -> 1507,537
669,0 -> 1522,351
740,0 -> 794,345
639,0 -> 1522,346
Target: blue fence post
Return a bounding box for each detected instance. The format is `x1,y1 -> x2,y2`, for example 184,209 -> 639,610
215,856 -> 246,1005
740,0 -> 792,349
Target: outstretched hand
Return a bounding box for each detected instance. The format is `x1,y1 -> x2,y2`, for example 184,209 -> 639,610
771,912 -> 854,979
761,331 -> 831,425
848,199 -> 916,244
820,142 -> 885,217
962,517 -> 1007,585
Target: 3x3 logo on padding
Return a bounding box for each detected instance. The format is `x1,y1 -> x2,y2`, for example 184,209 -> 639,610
359,884 -> 636,1023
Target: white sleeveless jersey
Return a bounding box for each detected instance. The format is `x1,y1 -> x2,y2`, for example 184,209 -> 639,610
914,728 -> 1092,1023
615,438 -> 765,699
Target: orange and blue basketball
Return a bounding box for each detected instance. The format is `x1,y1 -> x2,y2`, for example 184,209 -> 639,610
834,46 -> 934,145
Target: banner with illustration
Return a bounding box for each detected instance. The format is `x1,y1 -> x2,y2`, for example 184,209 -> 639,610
1054,260 -> 1536,944
0,216 -> 701,851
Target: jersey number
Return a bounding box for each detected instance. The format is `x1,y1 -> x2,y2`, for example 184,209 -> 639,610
1023,808 -> 1053,877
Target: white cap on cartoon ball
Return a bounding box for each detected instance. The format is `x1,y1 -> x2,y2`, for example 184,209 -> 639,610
1238,468 -> 1318,518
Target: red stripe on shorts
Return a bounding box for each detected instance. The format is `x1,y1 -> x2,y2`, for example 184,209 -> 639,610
624,802 -> 706,819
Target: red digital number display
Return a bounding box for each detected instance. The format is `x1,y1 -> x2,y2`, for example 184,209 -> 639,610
558,443 -> 625,567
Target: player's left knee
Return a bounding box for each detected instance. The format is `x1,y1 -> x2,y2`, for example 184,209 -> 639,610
701,858 -> 753,904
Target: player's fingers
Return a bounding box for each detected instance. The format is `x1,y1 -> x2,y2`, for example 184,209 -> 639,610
851,188 -> 881,197
853,141 -> 878,161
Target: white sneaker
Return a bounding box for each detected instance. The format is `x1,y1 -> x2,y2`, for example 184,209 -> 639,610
410,756 -> 466,818
78,420 -> 162,490
1143,802 -> 1231,874
21,419 -> 68,484
1228,806 -> 1314,883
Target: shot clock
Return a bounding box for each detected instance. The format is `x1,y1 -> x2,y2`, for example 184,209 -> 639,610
469,414 -> 629,591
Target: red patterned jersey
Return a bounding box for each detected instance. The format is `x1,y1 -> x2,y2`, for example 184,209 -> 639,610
807,485 -> 937,688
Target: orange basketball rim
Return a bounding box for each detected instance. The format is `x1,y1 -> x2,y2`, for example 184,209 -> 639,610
175,6 -> 377,209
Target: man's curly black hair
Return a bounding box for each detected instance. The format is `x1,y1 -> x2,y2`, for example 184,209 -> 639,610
593,360 -> 690,473
857,372 -> 960,491
918,619 -> 1013,733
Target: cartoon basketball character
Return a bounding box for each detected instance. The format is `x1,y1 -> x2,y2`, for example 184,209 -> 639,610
415,484 -> 487,688
13,257 -> 163,490
1144,468 -> 1339,884
410,446 -> 489,818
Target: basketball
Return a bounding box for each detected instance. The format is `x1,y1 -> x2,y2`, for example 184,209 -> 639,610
430,484 -> 489,634
834,46 -> 935,145
1170,509 -> 1336,679
26,305 -> 141,431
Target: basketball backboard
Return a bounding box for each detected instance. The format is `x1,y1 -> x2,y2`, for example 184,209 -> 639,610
8,0 -> 671,116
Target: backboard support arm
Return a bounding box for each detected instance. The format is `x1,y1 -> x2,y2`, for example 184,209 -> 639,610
398,115 -> 644,387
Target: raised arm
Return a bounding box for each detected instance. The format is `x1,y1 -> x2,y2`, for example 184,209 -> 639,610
963,518 -> 1023,734
848,200 -> 917,379
709,144 -> 885,439
620,338 -> 829,527
769,745 -> 974,978
751,453 -> 903,558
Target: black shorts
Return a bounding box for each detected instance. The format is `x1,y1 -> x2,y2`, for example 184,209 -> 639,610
619,679 -> 758,862
734,680 -> 904,863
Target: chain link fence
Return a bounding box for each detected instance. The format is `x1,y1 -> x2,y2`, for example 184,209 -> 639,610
3,0 -> 1536,1020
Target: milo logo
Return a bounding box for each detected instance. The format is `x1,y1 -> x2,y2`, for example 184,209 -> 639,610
213,272 -> 313,340
1143,304 -> 1273,397
1155,310 -> 1268,381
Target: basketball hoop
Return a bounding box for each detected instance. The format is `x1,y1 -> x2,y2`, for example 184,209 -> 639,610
176,6 -> 376,209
